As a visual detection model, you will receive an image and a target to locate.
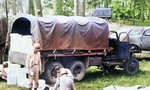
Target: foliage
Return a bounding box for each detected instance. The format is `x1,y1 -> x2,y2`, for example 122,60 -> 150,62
86,0 -> 111,9
134,0 -> 150,21
87,0 -> 102,9
54,0 -> 74,16
28,0 -> 35,15
53,0 -> 64,15
109,1 -> 134,20
43,0 -> 74,16
43,0 -> 53,9
109,0 -> 150,21
86,0 -> 150,22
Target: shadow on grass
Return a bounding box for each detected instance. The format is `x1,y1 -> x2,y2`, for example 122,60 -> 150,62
0,77 -> 7,82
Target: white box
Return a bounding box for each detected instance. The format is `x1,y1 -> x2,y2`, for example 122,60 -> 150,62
9,68 -> 17,75
10,64 -> 20,68
16,68 -> 27,80
38,80 -> 46,90
7,75 -> 17,85
4,68 -> 11,75
33,79 -> 46,90
18,78 -> 28,87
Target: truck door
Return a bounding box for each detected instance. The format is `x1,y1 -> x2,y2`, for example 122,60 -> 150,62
118,32 -> 130,59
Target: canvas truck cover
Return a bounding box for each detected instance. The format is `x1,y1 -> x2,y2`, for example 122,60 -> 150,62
0,15 -> 8,45
10,14 -> 109,51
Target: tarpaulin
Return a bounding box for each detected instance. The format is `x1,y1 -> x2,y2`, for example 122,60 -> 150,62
10,14 -> 109,51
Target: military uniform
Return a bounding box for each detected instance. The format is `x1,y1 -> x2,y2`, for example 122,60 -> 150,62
0,62 -> 8,80
0,67 -> 7,79
54,68 -> 75,90
26,43 -> 41,90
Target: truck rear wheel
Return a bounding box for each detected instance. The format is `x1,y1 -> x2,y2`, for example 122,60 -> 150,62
68,61 -> 86,81
123,58 -> 139,75
44,61 -> 63,84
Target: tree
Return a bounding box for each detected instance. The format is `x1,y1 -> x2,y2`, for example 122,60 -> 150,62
87,0 -> 102,9
74,0 -> 85,16
33,0 -> 43,17
53,0 -> 74,16
109,1 -> 133,21
12,0 -> 16,15
134,0 -> 150,21
103,0 -> 111,8
28,0 -> 35,15
53,0 -> 64,15
43,0 -> 53,9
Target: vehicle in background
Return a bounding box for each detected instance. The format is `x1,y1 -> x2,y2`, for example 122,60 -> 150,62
0,15 -> 8,64
116,26 -> 150,53
92,8 -> 111,20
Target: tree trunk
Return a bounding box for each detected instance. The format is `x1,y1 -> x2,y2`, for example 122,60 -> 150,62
74,0 -> 85,16
148,9 -> 150,19
28,0 -> 35,15
5,0 -> 8,19
12,0 -> 16,15
33,0 -> 43,17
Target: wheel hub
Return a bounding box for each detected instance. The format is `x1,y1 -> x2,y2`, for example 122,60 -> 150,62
128,62 -> 136,72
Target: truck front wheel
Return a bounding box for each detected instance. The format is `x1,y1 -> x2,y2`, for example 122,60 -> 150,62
123,58 -> 139,75
44,61 -> 63,84
68,61 -> 86,81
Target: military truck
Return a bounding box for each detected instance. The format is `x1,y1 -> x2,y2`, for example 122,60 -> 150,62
8,14 -> 139,84
0,15 -> 8,64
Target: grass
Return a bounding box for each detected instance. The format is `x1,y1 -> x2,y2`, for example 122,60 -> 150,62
124,19 -> 150,26
1,58 -> 150,90
75,60 -> 150,90
110,19 -> 150,26
0,80 -> 27,90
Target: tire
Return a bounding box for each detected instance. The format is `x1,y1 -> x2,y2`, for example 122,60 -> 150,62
123,58 -> 139,75
68,61 -> 86,81
130,44 -> 141,53
44,62 -> 63,84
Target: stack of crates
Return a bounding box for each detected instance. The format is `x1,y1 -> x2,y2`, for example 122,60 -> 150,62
5,63 -> 47,90
7,64 -> 20,85
16,68 -> 28,87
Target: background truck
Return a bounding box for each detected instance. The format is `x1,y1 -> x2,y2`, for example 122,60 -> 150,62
92,8 -> 111,20
8,14 -> 139,84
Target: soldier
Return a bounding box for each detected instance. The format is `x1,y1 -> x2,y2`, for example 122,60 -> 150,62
0,62 -> 8,80
54,68 -> 75,90
53,66 -> 74,80
26,42 -> 41,90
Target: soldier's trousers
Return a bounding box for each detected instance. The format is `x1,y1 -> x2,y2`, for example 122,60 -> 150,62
28,65 -> 39,89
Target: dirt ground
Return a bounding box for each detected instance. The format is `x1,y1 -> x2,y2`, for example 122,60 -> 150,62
108,22 -> 124,31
